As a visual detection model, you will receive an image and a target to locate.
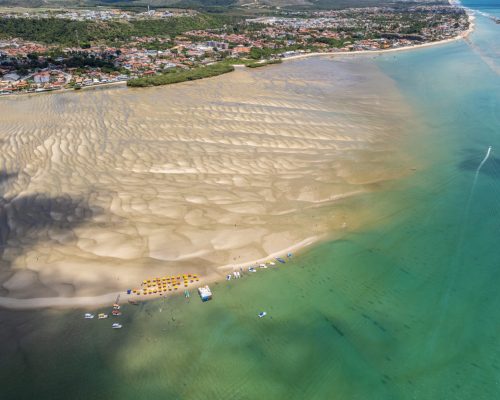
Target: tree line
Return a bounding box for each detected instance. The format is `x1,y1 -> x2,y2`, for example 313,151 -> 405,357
0,15 -> 237,46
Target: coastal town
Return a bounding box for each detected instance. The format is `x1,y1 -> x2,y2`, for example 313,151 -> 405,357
0,3 -> 470,95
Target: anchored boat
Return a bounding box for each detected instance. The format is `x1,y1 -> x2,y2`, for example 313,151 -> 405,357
198,285 -> 213,302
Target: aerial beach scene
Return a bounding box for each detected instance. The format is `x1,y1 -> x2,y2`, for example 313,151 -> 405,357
1,0 -> 500,399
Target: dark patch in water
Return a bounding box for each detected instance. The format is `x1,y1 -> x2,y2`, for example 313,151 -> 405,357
361,313 -> 387,333
323,316 -> 345,337
331,323 -> 345,337
373,321 -> 387,333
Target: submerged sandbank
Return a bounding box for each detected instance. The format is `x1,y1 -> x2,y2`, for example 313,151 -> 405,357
0,57 -> 415,309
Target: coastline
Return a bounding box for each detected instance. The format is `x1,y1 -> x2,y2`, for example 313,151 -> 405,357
0,235 -> 321,310
0,80 -> 127,99
282,14 -> 475,62
0,11 -> 475,99
0,11 -> 469,311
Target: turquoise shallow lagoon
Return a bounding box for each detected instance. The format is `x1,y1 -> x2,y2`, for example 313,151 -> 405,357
2,4 -> 500,399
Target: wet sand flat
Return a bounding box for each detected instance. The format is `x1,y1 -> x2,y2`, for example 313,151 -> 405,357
0,57 -> 413,305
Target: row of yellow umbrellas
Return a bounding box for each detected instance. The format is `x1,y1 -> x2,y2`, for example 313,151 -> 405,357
133,273 -> 200,295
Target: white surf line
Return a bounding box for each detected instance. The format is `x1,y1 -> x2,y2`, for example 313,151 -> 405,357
473,146 -> 492,187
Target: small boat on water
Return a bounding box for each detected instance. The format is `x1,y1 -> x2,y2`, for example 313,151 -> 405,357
98,313 -> 108,319
112,310 -> 122,316
112,323 -> 122,329
248,267 -> 257,273
269,261 -> 276,266
259,263 -> 267,269
226,274 -> 231,280
113,304 -> 120,310
275,257 -> 286,264
233,271 -> 241,278
198,285 -> 213,302
258,311 -> 267,318
84,313 -> 95,319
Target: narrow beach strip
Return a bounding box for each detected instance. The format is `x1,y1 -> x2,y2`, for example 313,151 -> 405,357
0,236 -> 319,310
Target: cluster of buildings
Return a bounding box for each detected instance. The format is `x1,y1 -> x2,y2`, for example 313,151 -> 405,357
0,39 -> 48,57
0,4 -> 469,96
0,68 -> 69,94
0,8 -> 189,21
246,5 -> 469,45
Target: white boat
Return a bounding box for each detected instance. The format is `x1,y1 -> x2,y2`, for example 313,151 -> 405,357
258,311 -> 267,318
259,263 -> 267,269
269,262 -> 276,266
112,323 -> 122,329
98,313 -> 108,319
84,313 -> 95,319
226,274 -> 231,280
198,285 -> 213,302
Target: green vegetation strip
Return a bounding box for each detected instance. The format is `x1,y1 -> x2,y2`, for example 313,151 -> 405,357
127,62 -> 235,87
0,15 -> 237,46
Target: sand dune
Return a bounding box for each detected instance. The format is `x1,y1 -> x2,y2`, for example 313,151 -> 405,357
0,57 -> 413,307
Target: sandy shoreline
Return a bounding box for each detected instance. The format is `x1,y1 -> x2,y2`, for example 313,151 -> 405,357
0,11 -> 446,310
0,57 -> 414,311
282,15 -> 475,62
0,235 -> 320,310
0,9 -> 474,101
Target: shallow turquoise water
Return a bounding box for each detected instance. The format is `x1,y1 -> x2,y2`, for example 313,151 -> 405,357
2,6 -> 500,400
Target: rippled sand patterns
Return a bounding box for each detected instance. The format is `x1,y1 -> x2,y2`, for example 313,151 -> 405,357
0,58 -> 412,301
